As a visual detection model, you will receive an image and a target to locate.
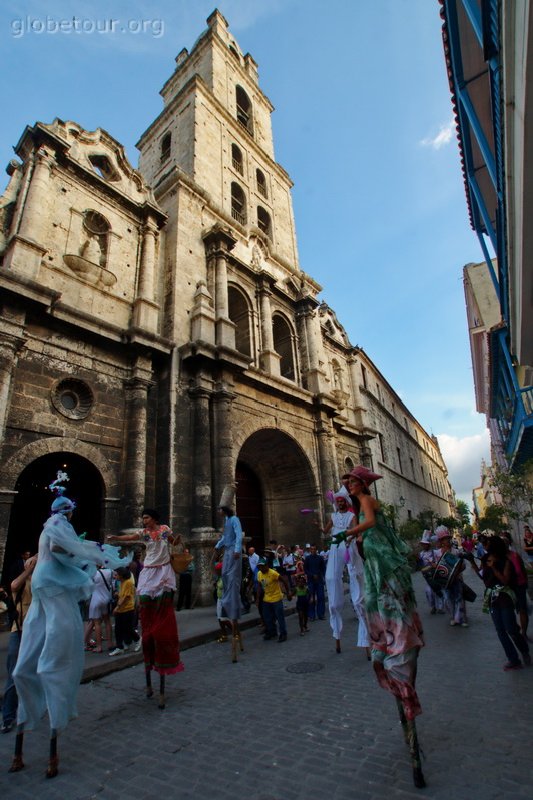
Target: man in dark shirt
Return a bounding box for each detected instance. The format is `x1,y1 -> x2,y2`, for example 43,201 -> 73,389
304,544 -> 326,620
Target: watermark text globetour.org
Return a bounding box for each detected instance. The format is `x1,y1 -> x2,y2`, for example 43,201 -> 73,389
11,15 -> 165,39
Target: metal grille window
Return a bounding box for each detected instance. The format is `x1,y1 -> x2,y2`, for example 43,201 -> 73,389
231,182 -> 246,225
231,144 -> 243,174
256,168 -> 267,198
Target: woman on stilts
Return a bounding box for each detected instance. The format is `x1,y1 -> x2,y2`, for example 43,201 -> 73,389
9,472 -> 130,778
108,508 -> 184,708
347,466 -> 426,789
214,484 -> 244,662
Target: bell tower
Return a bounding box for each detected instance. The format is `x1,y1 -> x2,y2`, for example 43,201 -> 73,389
137,8 -> 300,274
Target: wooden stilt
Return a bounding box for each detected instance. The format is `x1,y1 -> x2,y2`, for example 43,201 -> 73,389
158,674 -> 166,709
46,730 -> 59,779
8,726 -> 24,773
145,667 -> 153,698
406,718 -> 426,788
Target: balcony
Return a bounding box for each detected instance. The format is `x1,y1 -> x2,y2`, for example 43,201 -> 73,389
491,328 -> 533,467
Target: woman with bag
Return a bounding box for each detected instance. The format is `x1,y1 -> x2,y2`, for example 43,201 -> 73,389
84,565 -> 114,653
107,508 -> 184,707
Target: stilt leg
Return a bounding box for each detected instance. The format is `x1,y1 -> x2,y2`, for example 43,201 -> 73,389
46,730 -> 59,779
395,698 -> 409,745
158,674 -> 165,709
335,639 -> 341,654
406,718 -> 426,788
231,620 -> 240,663
145,667 -> 153,698
8,725 -> 24,772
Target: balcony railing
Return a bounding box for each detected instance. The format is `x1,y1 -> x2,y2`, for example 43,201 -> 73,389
491,329 -> 533,466
231,207 -> 246,226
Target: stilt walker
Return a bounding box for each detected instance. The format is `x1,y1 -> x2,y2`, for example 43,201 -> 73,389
214,484 -> 244,663
347,466 -> 426,789
108,508 -> 184,709
9,472 -> 131,778
322,493 -> 369,654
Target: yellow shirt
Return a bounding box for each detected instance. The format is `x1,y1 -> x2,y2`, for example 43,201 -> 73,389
258,568 -> 283,603
116,575 -> 135,613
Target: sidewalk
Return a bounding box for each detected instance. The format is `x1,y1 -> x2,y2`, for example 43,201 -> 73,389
0,596 -> 297,692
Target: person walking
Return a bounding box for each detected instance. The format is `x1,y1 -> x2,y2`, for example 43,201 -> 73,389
109,567 -> 141,655
304,544 -> 326,621
84,565 -> 114,652
472,535 -> 531,670
1,554 -> 36,734
256,558 -> 287,642
347,466 -> 426,789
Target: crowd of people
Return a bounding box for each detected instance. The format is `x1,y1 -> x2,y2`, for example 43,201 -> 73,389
1,467 -> 532,789
416,524 -> 531,670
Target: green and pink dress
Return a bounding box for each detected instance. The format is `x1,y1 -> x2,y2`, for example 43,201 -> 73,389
361,510 -> 424,719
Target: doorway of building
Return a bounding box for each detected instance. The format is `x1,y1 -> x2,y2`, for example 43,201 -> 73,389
235,461 -> 264,552
3,452 -> 104,581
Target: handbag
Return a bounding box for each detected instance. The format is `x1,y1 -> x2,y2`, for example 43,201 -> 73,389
98,568 -> 115,614
462,582 -> 477,603
169,539 -> 193,575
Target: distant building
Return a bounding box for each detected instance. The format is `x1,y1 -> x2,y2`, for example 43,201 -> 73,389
0,10 -> 455,598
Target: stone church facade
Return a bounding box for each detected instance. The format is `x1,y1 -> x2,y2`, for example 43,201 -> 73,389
0,10 -> 454,600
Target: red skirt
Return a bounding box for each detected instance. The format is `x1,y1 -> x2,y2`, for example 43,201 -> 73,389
138,591 -> 184,675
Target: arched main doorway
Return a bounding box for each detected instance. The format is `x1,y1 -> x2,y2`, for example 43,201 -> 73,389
235,462 -> 264,552
236,428 -> 318,548
3,452 -> 104,580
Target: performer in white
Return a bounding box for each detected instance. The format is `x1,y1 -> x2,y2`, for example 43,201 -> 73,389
323,492 -> 369,654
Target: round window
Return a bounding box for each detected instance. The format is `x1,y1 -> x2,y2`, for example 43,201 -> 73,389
51,379 -> 94,420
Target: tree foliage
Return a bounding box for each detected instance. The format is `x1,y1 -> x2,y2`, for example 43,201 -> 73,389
477,503 -> 508,534
489,460 -> 533,523
455,500 -> 471,527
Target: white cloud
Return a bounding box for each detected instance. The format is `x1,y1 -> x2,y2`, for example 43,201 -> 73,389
437,429 -> 490,508
420,119 -> 455,150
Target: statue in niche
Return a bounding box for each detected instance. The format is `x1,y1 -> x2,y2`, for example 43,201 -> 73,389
81,234 -> 103,266
251,244 -> 262,269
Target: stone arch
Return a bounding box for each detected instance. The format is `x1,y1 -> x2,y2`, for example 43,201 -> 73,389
235,427 -> 320,546
1,437 -> 117,495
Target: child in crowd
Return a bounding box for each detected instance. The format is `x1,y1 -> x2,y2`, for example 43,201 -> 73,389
109,567 -> 141,656
294,572 -> 309,635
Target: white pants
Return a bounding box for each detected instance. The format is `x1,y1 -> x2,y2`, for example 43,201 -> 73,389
326,542 -> 369,646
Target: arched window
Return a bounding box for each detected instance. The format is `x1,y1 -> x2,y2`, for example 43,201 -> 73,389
231,182 -> 246,225
236,85 -> 253,135
257,206 -> 271,238
160,132 -> 171,162
272,313 -> 296,381
256,168 -> 267,198
228,285 -> 252,357
344,456 -> 355,472
231,144 -> 243,175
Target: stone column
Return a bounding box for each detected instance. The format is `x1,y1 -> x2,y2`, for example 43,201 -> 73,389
189,379 -> 217,606
123,375 -> 153,525
212,379 -> 235,512
133,220 -> 160,332
4,147 -> 52,277
0,332 -> 25,442
202,226 -> 236,349
257,272 -> 281,374
0,490 -> 17,584
316,416 -> 336,499
296,296 -> 326,394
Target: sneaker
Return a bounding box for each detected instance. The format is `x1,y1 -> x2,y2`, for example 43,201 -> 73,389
503,662 -> 523,671
122,644 -> 130,652
449,620 -> 457,626
109,647 -> 124,656
133,641 -> 142,653
1,721 -> 14,734
461,623 -> 469,628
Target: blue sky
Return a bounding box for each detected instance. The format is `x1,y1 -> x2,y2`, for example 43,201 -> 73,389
0,0 -> 490,506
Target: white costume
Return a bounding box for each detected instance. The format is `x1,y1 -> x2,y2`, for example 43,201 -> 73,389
325,507 -> 369,646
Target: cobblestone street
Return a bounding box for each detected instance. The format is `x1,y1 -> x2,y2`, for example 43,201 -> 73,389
1,574 -> 532,799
